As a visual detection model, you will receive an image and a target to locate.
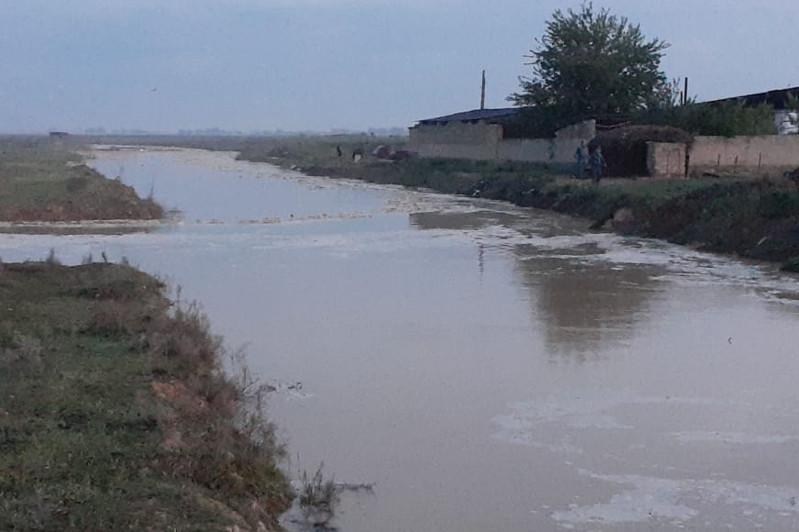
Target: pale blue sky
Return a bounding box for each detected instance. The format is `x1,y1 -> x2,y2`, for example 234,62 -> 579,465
2,0 -> 798,133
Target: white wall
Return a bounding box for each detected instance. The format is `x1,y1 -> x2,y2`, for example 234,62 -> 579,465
408,120 -> 593,164
689,135 -> 799,176
497,138 -> 582,164
647,142 -> 687,177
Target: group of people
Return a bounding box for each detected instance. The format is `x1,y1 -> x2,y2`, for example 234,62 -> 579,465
574,141 -> 606,183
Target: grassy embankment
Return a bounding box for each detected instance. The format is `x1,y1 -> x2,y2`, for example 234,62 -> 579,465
1,138 -> 293,529
0,261 -> 292,530
0,136 -> 162,222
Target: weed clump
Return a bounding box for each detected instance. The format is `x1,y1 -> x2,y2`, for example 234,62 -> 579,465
298,464 -> 339,528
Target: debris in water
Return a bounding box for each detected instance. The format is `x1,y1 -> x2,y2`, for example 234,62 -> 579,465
336,482 -> 375,493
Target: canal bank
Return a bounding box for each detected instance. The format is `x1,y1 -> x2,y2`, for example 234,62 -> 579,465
0,141 -> 293,530
235,145 -> 799,272
0,261 -> 292,531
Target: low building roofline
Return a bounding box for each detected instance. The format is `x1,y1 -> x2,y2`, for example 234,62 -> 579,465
416,107 -> 519,125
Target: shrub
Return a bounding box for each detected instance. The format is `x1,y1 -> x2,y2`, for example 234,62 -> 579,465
65,176 -> 89,193
783,257 -> 799,273
640,101 -> 776,137
758,191 -> 799,220
86,301 -> 137,336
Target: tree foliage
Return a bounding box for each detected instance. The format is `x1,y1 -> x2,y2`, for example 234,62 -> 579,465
635,82 -> 776,137
509,3 -> 668,128
644,101 -> 776,137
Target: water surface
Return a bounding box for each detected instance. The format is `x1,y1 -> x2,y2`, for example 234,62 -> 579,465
3,147 -> 799,531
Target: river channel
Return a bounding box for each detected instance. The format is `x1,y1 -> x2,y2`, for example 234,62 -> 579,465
3,147 -> 799,531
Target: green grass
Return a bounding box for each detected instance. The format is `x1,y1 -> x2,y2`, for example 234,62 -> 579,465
0,261 -> 292,531
0,136 -> 163,222
594,178 -> 722,202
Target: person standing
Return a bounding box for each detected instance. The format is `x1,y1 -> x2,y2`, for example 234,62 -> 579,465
590,146 -> 606,183
574,141 -> 587,179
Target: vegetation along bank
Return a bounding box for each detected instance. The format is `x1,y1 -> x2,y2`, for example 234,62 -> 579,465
234,137 -> 799,273
1,138 -> 298,530
0,261 -> 293,530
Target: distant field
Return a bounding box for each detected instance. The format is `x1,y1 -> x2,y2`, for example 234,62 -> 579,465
83,132 -> 405,155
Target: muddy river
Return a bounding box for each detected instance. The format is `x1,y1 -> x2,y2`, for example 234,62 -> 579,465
3,147 -> 799,531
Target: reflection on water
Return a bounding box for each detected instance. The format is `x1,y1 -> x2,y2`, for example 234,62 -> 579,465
410,209 -> 525,232
411,210 -> 663,360
3,148 -> 799,531
517,256 -> 661,360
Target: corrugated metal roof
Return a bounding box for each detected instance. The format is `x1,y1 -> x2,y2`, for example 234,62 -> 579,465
702,86 -> 799,110
417,108 -> 519,125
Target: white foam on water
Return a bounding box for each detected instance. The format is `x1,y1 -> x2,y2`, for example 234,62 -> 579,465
0,224 -> 482,266
486,225 -> 799,306
552,471 -> 799,527
552,473 -> 699,525
492,392 -> 749,450
672,431 -> 799,445
494,390 -> 799,528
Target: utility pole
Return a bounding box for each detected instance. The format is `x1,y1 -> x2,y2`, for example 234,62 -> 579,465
480,69 -> 486,110
683,77 -> 689,106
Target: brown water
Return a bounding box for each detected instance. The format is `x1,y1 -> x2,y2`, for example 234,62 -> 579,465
3,147 -> 799,531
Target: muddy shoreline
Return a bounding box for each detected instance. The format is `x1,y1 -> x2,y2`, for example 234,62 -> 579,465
250,156 -> 799,272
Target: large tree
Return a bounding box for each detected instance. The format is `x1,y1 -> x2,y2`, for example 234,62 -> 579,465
509,3 -> 669,120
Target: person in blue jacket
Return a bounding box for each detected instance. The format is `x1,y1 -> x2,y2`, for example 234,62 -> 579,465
590,146 -> 606,183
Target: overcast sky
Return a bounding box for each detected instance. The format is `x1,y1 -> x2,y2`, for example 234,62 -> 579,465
2,0 -> 798,133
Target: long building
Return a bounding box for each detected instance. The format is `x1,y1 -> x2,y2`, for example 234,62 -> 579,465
408,108 -> 594,163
